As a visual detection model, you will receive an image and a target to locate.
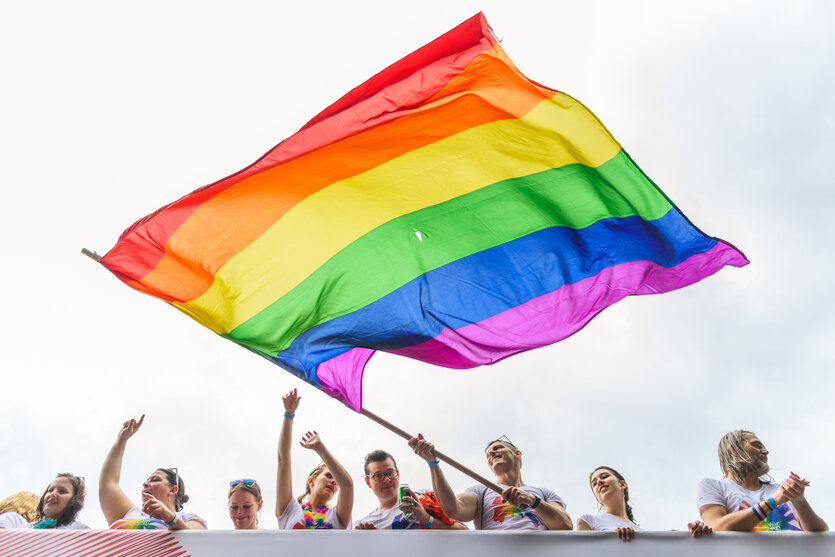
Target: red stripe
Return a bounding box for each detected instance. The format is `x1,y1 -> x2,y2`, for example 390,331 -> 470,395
103,12 -> 495,284
0,531 -> 189,557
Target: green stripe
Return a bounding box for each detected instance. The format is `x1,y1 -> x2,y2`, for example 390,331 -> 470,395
227,150 -> 672,355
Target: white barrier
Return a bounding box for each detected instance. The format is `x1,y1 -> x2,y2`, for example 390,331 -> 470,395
1,529 -> 834,557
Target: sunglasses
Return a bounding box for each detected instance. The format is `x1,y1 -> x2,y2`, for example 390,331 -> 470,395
484,435 -> 518,453
230,479 -> 257,487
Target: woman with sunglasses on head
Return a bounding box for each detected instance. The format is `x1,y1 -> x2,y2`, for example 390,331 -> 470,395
228,479 -> 263,529
99,415 -> 207,530
578,466 -> 712,541
0,475 -> 88,530
276,389 -> 353,529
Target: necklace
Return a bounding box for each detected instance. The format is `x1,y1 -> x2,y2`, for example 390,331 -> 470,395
301,502 -> 331,529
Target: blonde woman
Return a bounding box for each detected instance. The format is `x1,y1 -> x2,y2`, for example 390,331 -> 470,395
276,389 -> 353,529
698,430 -> 827,531
228,479 -> 263,530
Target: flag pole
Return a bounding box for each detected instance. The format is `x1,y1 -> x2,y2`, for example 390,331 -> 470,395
361,408 -> 503,493
81,248 -> 102,262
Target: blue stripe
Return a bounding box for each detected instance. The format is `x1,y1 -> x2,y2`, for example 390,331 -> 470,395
270,208 -> 715,377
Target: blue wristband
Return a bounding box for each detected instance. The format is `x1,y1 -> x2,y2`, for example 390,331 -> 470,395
428,460 -> 439,467
166,515 -> 178,527
284,412 -> 295,419
424,516 -> 433,529
767,497 -> 777,512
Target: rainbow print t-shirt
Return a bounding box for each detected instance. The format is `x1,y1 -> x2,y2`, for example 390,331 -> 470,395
697,477 -> 801,531
465,484 -> 565,530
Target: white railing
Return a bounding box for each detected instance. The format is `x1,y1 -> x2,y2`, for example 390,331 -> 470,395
1,529 -> 834,557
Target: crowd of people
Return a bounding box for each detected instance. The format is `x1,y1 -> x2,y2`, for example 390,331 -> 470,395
0,392 -> 828,539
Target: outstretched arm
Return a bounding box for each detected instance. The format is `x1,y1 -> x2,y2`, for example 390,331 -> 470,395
99,415 -> 144,525
276,390 -> 300,517
408,434 -> 477,522
300,431 -> 354,527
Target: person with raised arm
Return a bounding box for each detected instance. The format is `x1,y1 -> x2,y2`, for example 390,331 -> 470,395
355,449 -> 467,530
0,476 -> 88,530
578,466 -> 711,541
698,429 -> 827,531
408,434 -> 572,530
99,415 -> 206,530
276,389 -> 353,529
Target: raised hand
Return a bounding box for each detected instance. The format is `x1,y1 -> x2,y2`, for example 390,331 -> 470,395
282,389 -> 301,415
117,415 -> 145,444
408,433 -> 437,463
300,430 -> 325,453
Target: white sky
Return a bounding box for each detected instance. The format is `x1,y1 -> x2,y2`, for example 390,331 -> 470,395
1,0 -> 833,532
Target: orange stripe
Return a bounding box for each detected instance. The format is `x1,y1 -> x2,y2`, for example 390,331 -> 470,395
137,44 -> 556,304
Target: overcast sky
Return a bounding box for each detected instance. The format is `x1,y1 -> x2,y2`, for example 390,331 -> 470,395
2,0 -> 833,532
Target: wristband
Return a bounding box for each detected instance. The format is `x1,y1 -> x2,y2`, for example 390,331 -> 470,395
531,495 -> 541,509
424,515 -> 433,529
283,413 -> 295,420
166,515 -> 178,527
751,504 -> 765,521
767,497 -> 777,512
428,460 -> 439,467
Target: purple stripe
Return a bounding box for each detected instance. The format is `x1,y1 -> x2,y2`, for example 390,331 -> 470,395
386,243 -> 746,369
316,347 -> 374,411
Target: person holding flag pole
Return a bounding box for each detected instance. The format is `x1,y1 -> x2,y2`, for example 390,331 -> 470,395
408,434 -> 572,530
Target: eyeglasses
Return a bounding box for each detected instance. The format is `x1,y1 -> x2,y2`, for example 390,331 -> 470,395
230,479 -> 257,487
366,470 -> 398,482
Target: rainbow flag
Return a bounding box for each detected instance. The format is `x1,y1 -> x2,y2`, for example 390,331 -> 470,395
100,13 -> 748,411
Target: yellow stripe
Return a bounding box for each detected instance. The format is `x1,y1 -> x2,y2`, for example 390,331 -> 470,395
175,92 -> 622,334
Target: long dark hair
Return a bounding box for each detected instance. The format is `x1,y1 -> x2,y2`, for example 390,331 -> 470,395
589,466 -> 636,524
157,468 -> 189,511
35,474 -> 85,527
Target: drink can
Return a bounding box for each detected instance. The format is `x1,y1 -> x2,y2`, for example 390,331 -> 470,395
398,484 -> 415,520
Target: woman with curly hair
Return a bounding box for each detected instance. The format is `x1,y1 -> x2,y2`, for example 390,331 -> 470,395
99,415 -> 207,530
276,389 -> 353,529
0,475 -> 88,529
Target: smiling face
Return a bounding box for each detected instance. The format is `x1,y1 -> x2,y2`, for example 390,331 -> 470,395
308,467 -> 339,503
485,441 -> 521,474
228,490 -> 262,529
590,468 -> 626,506
364,458 -> 399,506
142,470 -> 177,508
41,477 -> 75,520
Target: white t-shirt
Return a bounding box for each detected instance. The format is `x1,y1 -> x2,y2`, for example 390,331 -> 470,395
464,484 -> 565,530
698,477 -> 801,531
577,512 -> 641,531
277,499 -> 346,530
355,505 -> 420,530
122,506 -> 208,529
0,512 -> 89,530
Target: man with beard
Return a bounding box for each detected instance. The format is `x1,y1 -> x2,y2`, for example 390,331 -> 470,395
698,430 -> 828,531
408,435 -> 572,530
